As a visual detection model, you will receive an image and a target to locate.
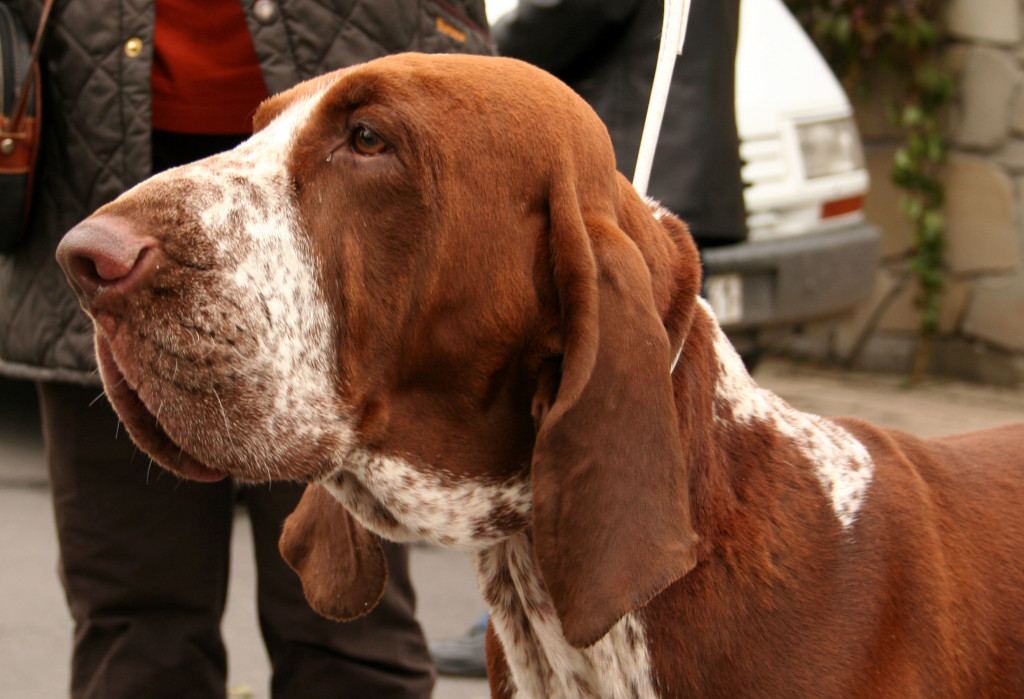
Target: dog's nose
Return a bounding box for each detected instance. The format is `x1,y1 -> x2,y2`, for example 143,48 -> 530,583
56,215 -> 159,308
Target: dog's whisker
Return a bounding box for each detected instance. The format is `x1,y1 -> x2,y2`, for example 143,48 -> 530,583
211,389 -> 232,438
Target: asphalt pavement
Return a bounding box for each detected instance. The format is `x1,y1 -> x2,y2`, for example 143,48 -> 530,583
1,358 -> 1022,698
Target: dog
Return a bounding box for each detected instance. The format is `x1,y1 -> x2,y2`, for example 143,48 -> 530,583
57,53 -> 1024,697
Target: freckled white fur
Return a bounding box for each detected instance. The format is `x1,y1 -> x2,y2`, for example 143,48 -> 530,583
319,441 -> 663,696
476,534 -> 659,699
699,298 -> 874,528
323,450 -> 531,551
318,443 -> 659,698
119,86 -> 356,481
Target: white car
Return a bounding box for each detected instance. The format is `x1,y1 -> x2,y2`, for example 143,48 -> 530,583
487,0 -> 880,354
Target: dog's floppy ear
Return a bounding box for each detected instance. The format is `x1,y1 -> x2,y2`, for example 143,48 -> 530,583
279,484 -> 387,621
531,176 -> 699,649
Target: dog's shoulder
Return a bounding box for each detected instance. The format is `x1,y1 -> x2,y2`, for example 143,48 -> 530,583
833,416 -> 1024,535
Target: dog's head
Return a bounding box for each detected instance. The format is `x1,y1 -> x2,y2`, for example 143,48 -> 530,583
57,53 -> 701,647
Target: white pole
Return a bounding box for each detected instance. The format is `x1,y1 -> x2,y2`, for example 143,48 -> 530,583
632,0 -> 692,197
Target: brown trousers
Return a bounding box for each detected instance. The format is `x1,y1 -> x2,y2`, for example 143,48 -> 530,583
39,381 -> 433,698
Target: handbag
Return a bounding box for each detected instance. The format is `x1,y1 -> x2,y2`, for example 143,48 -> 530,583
0,0 -> 55,252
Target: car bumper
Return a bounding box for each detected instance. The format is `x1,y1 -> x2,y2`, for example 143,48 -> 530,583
700,220 -> 881,330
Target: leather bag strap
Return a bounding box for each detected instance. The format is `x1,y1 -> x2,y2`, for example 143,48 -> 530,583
7,0 -> 56,132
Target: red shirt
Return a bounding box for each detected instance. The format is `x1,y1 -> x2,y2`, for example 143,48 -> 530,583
151,0 -> 270,134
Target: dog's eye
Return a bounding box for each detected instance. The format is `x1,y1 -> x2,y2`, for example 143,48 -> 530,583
352,125 -> 387,156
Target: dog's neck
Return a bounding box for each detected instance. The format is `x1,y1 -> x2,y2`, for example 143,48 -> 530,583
474,533 -> 660,699
471,301 -> 877,697
682,299 -> 874,533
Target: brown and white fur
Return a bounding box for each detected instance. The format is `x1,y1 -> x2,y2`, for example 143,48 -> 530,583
57,54 -> 1024,698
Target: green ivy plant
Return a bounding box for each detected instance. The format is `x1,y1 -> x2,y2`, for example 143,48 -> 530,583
784,0 -> 955,384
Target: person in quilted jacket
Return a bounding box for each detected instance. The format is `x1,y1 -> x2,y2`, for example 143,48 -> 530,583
0,1 -> 492,697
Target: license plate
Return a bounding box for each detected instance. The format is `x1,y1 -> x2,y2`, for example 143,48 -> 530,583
704,274 -> 743,325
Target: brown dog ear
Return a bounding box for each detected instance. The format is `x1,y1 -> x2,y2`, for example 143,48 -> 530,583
279,484 -> 388,621
531,179 -> 699,649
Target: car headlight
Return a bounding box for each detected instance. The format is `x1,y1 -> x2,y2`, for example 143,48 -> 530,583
795,117 -> 864,179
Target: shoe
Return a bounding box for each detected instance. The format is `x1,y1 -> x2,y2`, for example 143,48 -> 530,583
430,616 -> 488,678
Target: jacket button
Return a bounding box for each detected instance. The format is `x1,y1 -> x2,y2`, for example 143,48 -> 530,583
124,37 -> 144,57
253,0 -> 278,24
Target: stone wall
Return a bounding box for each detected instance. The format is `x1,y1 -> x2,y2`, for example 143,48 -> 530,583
782,0 -> 1024,386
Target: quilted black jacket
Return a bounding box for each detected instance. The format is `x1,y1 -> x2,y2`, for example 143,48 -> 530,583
0,0 -> 492,384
